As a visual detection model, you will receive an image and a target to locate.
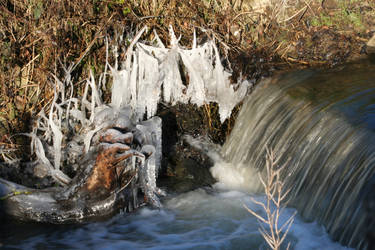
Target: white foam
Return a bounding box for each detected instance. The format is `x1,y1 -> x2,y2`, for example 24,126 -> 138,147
210,161 -> 263,192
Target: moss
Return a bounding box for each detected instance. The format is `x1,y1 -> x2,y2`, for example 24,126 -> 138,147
33,1 -> 44,19
308,1 -> 366,31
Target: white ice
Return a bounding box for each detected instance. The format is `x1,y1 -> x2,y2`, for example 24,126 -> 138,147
110,25 -> 250,123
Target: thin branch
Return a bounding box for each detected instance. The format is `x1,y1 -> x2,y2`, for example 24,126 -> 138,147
245,147 -> 295,250
244,205 -> 268,224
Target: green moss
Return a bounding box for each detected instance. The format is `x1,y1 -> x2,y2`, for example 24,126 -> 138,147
122,7 -> 131,16
33,1 -> 44,19
309,5 -> 364,31
7,103 -> 16,120
310,13 -> 333,27
336,1 -> 364,30
348,12 -> 362,27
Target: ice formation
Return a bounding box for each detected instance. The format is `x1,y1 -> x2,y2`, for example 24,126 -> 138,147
31,66 -> 164,206
30,26 -> 250,207
110,25 -> 250,123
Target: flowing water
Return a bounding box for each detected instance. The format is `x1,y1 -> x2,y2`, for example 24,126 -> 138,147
218,59 -> 375,249
1,187 -> 348,250
2,60 -> 374,249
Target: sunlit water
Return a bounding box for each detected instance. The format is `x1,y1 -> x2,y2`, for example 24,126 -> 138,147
220,59 -> 375,248
1,184 -> 349,250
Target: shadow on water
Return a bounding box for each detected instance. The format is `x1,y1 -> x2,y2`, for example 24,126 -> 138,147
283,61 -> 375,131
0,217 -> 78,247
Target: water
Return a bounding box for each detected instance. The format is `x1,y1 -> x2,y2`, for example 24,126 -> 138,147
1,186 -> 348,250
221,59 -> 375,249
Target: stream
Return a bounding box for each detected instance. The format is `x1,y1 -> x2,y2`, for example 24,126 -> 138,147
1,187 -> 348,250
2,59 -> 375,249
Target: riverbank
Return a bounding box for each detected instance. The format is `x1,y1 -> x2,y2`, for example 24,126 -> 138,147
0,0 -> 374,180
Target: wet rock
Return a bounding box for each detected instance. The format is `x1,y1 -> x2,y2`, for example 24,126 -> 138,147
157,104 -> 217,193
158,143 -> 216,193
0,162 -> 53,189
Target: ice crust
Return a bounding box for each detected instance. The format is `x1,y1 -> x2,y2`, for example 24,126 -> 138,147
30,26 -> 249,207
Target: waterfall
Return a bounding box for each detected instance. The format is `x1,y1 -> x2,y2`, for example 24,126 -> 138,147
221,61 -> 375,249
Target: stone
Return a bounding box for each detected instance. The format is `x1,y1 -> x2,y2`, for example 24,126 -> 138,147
367,34 -> 375,54
33,164 -> 49,178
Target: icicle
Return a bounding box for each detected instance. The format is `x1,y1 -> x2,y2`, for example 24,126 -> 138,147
212,42 -> 237,123
129,51 -> 138,110
136,46 -> 160,119
88,70 -> 103,123
31,134 -> 54,171
152,29 -> 165,48
110,68 -> 130,109
101,37 -> 109,91
139,144 -> 165,208
124,26 -> 148,68
48,87 -> 63,170
81,78 -> 90,114
192,28 -> 197,50
169,24 -> 181,47
179,49 -> 206,106
159,45 -> 186,105
110,25 -> 249,122
140,116 -> 162,173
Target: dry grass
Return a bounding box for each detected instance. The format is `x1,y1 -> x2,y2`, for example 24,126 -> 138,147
0,0 -> 374,159
245,148 -> 296,250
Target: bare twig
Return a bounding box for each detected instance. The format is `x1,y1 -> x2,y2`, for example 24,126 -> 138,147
245,147 -> 296,250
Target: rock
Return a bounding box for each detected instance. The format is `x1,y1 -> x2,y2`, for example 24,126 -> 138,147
33,163 -> 49,178
156,104 -> 217,193
367,34 -> 375,54
158,139 -> 216,193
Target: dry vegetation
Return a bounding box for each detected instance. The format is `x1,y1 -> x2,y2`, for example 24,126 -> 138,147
245,148 -> 296,250
0,0 -> 374,160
